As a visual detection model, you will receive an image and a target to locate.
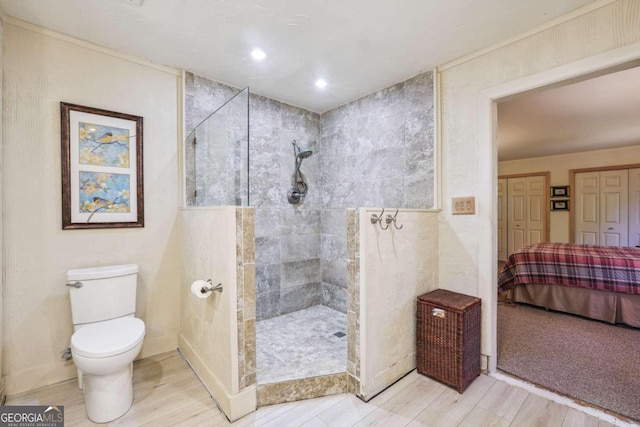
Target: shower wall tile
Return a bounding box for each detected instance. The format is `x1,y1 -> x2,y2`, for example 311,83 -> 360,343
322,209 -> 347,235
185,72 -> 240,134
256,290 -> 281,321
250,95 -> 282,133
255,237 -> 280,264
254,208 -> 281,238
250,152 -> 281,207
405,173 -> 434,210
322,260 -> 347,289
356,148 -> 405,181
319,70 -> 435,210
321,282 -> 347,313
280,234 -> 321,262
255,263 -> 281,294
280,282 -> 322,315
281,259 -> 322,288
321,234 -> 347,262
356,82 -> 406,120
280,209 -> 321,235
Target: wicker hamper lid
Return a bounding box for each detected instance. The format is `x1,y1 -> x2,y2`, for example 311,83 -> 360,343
417,289 -> 480,311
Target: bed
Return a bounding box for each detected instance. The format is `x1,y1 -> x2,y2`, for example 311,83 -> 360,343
498,242 -> 640,328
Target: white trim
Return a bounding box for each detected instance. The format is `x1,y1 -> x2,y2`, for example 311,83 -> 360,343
4,16 -> 180,76
492,372 -> 640,427
478,41 -> 640,375
440,0 -> 617,72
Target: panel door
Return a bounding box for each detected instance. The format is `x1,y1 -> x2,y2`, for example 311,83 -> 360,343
526,176 -> 546,245
497,178 -> 507,261
507,178 -> 527,255
574,172 -> 600,244
629,168 -> 640,248
598,169 -> 628,247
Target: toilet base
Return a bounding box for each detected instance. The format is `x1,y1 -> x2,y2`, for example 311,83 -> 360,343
82,364 -> 133,423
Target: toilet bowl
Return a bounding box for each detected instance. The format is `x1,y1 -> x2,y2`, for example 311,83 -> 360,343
71,317 -> 145,423
67,264 -> 145,423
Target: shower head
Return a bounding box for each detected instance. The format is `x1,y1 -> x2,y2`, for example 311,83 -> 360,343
296,149 -> 313,160
292,140 -> 313,160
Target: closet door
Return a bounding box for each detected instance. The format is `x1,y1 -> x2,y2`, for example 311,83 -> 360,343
629,168 -> 640,247
507,178 -> 527,255
599,169 -> 628,247
526,176 -> 545,245
575,172 -> 600,244
497,179 -> 507,261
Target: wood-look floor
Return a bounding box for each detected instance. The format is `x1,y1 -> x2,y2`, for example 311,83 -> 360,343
6,350 -> 631,427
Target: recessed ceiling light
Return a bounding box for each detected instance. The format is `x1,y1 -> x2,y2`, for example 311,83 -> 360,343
315,79 -> 328,89
251,48 -> 266,61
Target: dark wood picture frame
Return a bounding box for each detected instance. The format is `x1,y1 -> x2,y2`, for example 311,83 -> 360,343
550,185 -> 569,198
61,102 -> 144,229
551,199 -> 569,211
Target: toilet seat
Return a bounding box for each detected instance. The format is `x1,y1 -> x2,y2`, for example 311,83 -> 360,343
71,317 -> 145,358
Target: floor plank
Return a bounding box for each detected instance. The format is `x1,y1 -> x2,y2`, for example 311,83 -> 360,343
510,393 -> 568,427
408,374 -> 496,427
353,374 -> 447,426
316,371 -> 420,427
6,351 -> 636,427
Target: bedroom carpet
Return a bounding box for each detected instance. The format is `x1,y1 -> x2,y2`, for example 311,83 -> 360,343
497,302 -> 640,422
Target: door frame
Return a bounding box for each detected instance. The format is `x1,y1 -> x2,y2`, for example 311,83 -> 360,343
569,164 -> 640,242
478,41 -> 640,373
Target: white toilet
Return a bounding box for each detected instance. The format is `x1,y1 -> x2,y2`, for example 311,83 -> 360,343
67,264 -> 146,423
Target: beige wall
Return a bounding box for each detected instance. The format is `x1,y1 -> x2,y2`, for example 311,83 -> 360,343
179,207 -> 256,421
438,0 -> 640,365
499,145 -> 640,242
0,16 -> 4,402
359,209 -> 439,399
2,21 -> 181,394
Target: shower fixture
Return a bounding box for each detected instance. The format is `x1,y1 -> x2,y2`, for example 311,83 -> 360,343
287,140 -> 313,205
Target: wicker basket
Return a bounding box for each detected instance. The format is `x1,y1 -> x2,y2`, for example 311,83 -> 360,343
416,289 -> 481,393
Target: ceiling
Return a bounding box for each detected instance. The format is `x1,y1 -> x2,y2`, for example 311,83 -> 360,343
497,65 -> 640,161
0,0 -> 595,113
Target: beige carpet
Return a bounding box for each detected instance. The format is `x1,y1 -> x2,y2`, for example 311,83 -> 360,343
497,302 -> 640,422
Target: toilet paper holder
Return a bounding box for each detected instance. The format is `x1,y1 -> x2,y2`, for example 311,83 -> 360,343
201,279 -> 223,294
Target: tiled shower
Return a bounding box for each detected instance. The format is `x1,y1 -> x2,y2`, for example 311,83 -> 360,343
184,70 -> 434,387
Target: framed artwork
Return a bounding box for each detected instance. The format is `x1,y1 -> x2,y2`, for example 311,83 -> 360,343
550,185 -> 569,198
61,102 -> 144,229
551,199 -> 569,211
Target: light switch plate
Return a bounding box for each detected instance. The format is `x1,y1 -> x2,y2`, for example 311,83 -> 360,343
452,197 -> 475,215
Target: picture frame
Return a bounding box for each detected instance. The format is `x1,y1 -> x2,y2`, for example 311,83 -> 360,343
61,102 -> 144,229
550,185 -> 569,198
551,199 -> 569,211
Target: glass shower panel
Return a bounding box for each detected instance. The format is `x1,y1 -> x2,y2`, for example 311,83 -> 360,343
185,87 -> 249,207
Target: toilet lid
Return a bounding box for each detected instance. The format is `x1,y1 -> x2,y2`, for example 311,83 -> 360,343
71,317 -> 145,358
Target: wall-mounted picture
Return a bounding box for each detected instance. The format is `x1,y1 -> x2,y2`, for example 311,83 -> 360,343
551,199 -> 569,211
61,102 -> 144,229
551,185 -> 569,198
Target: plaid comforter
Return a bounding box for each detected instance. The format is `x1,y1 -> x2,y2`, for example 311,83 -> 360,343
498,242 -> 640,295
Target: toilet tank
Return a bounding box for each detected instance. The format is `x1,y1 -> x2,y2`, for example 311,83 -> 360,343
67,264 -> 139,325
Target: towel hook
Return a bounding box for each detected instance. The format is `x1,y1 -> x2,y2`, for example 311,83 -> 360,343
385,208 -> 403,230
370,208 -> 385,225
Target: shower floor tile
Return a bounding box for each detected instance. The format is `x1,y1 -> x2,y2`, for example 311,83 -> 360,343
256,305 -> 347,384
